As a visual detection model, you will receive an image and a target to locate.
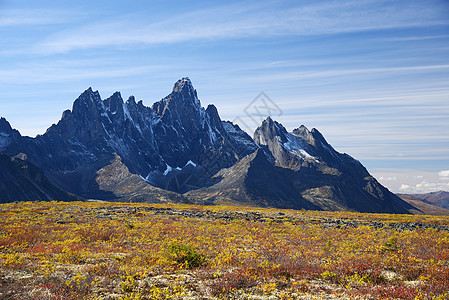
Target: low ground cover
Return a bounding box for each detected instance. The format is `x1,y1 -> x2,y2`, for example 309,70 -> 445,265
1,201 -> 448,299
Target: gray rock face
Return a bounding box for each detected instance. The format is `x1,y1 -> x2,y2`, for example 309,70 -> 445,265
0,78 -> 257,200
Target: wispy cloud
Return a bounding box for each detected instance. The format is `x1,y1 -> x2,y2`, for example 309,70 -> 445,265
0,61 -> 163,84
385,35 -> 449,42
33,0 -> 449,54
240,65 -> 449,83
0,9 -> 80,27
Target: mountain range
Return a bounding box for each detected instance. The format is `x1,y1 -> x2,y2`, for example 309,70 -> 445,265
0,78 -> 415,213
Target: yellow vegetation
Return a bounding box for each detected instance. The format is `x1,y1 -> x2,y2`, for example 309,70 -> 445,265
0,201 -> 448,299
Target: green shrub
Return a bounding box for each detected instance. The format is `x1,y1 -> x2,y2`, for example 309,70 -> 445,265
166,242 -> 205,269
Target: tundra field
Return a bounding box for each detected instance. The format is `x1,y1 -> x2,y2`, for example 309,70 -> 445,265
1,201 -> 448,299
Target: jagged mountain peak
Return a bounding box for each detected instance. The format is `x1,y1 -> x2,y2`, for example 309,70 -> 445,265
104,91 -> 124,113
255,118 -> 341,165
205,104 -> 221,127
261,116 -> 279,129
292,124 -> 311,136
254,117 -> 288,146
105,91 -> 123,104
111,91 -> 122,99
172,77 -> 194,93
0,117 -> 22,152
0,118 -> 13,152
127,95 -> 137,105
292,125 -> 318,147
167,77 -> 200,109
292,126 -> 328,149
152,78 -> 201,120
0,117 -> 13,133
258,119 -> 322,148
170,77 -> 199,106
79,87 -> 100,100
71,87 -> 104,116
255,120 -> 319,167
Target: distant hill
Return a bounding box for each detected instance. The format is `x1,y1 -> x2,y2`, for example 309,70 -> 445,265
398,193 -> 449,216
398,191 -> 449,210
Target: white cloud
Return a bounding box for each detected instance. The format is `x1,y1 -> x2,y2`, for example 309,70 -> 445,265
380,176 -> 397,181
399,181 -> 449,194
439,170 -> 449,180
400,184 -> 413,191
372,169 -> 449,194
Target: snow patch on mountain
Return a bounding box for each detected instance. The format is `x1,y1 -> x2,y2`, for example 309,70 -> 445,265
185,160 -> 197,167
100,111 -> 110,120
207,126 -> 217,143
222,121 -> 259,149
163,164 -> 173,176
122,102 -> 132,122
101,123 -> 112,139
279,134 -> 319,162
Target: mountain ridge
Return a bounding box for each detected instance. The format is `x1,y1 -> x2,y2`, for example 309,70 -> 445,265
0,78 -> 416,213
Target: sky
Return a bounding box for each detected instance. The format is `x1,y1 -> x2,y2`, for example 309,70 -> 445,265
0,0 -> 448,194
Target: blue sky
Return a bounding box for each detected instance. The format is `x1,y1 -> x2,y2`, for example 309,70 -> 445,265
1,0 -> 448,193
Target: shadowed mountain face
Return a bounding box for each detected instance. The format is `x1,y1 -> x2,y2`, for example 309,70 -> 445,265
0,153 -> 81,202
189,118 -> 414,213
186,149 -> 321,210
0,78 -> 416,213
